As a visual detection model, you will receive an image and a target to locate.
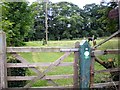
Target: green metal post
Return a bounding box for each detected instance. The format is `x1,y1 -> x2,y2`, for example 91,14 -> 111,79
79,40 -> 91,89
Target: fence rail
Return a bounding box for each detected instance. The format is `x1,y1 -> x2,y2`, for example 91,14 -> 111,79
93,49 -> 120,56
7,47 -> 79,52
7,47 -> 120,54
95,68 -> 119,73
7,74 -> 73,81
7,62 -> 73,68
92,81 -> 119,88
7,47 -> 61,52
7,85 -> 73,89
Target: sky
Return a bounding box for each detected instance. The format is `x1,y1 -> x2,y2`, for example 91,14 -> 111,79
28,0 -> 111,8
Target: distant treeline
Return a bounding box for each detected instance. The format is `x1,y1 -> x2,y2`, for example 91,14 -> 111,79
1,1 -> 118,46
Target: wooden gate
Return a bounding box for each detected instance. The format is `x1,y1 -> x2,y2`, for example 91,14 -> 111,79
90,30 -> 120,88
0,31 -> 80,89
0,30 -> 120,89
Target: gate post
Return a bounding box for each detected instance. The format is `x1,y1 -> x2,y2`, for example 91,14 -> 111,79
73,42 -> 79,88
0,31 -> 7,89
79,40 -> 91,89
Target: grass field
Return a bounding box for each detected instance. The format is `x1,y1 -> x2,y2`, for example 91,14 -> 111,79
20,38 -> 119,87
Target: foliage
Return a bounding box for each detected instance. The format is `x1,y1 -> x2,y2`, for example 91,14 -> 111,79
2,1 -> 33,46
7,56 -> 28,87
97,2 -> 118,34
2,1 -> 118,42
27,1 -> 118,41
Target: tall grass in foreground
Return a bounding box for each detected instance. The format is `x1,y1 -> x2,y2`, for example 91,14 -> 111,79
20,38 -> 119,86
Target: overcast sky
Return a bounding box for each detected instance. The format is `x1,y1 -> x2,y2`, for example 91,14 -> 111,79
28,0 -> 111,8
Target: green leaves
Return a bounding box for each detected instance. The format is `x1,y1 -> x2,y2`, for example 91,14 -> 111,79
2,1 -> 118,43
2,2 -> 33,46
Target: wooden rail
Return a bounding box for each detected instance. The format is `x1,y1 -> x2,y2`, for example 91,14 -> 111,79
93,49 -> 120,56
7,47 -> 120,55
7,74 -> 73,81
95,68 -> 120,73
7,85 -> 73,89
7,47 -> 61,52
7,62 -> 73,68
31,85 -> 73,88
92,81 -> 119,88
93,30 -> 120,48
7,47 -> 79,52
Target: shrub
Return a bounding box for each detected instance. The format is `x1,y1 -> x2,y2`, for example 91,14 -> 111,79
7,56 -> 28,87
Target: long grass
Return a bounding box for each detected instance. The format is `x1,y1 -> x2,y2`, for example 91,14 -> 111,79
20,38 -> 119,87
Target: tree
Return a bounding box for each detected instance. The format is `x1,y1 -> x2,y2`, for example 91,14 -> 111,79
29,1 -> 118,41
97,2 -> 118,34
2,2 -> 33,46
82,3 -> 104,37
30,1 -> 84,40
48,2 -> 83,40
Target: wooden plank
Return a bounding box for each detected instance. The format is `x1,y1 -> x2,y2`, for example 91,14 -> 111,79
93,49 -> 120,56
7,85 -> 73,89
7,74 -> 73,81
60,48 -> 79,52
95,68 -> 119,73
7,62 -> 73,68
105,49 -> 120,54
92,81 -> 119,88
0,31 -> 7,89
24,52 -> 71,88
73,42 -> 79,88
11,53 -> 58,86
7,47 -> 61,52
93,50 -> 105,56
30,85 -> 73,88
7,47 -> 79,53
93,30 -> 120,48
95,57 -> 109,68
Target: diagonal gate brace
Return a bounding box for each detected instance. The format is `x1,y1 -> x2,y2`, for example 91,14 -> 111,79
11,53 -> 58,86
24,52 -> 71,88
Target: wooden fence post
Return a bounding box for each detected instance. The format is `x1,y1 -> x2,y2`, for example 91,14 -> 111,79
90,48 -> 95,88
0,31 -> 7,89
73,42 -> 79,88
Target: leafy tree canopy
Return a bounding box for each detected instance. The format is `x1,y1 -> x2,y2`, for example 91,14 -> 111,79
1,1 -> 118,43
